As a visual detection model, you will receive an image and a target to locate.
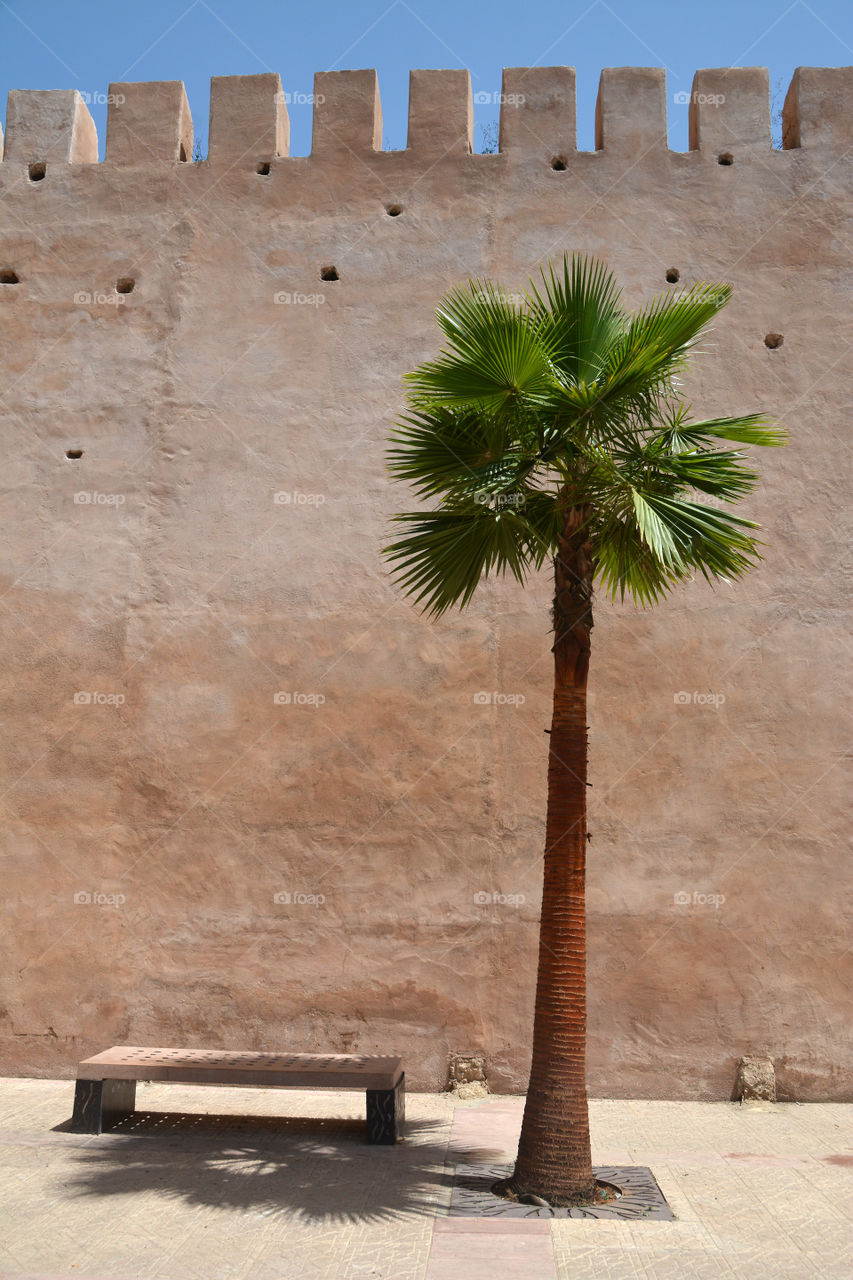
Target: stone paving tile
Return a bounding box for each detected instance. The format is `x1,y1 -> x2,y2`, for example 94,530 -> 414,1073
427,1219 -> 556,1280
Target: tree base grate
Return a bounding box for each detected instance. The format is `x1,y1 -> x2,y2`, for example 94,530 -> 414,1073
448,1163 -> 674,1219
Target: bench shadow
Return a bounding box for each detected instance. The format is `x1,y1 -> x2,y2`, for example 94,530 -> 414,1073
53,1109 -> 506,1224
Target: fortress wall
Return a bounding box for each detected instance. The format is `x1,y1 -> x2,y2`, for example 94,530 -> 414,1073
0,66 -> 850,1098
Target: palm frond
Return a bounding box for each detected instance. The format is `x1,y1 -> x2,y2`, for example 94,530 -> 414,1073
384,254 -> 781,614
600,283 -> 731,407
653,412 -> 787,451
653,448 -> 759,500
387,409 -> 526,501
405,280 -> 557,413
526,254 -> 625,385
384,503 -> 543,617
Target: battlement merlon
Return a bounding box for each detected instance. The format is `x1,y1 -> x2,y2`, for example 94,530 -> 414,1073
105,80 -> 193,163
1,66 -> 852,166
783,66 -> 853,148
689,68 -> 770,152
209,73 -> 289,162
3,88 -> 97,162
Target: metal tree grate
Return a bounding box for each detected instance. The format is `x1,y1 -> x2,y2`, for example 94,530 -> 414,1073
448,1164 -> 674,1220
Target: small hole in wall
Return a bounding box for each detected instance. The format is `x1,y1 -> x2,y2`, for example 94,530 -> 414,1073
718,152 -> 734,166
116,277 -> 135,294
551,156 -> 568,171
0,269 -> 20,284
28,162 -> 46,182
764,332 -> 784,349
179,142 -> 188,162
665,268 -> 680,283
320,266 -> 339,281
66,449 -> 83,459
385,203 -> 403,217
256,161 -> 271,175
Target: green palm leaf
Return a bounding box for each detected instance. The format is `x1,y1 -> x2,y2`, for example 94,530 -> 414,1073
526,255 -> 625,385
405,281 -> 558,413
384,504 -> 539,617
384,253 -> 782,612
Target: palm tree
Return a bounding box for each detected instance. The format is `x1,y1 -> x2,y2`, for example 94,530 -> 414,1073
383,255 -> 785,1207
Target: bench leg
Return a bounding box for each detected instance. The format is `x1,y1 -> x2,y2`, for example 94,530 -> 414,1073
71,1078 -> 137,1134
365,1073 -> 405,1144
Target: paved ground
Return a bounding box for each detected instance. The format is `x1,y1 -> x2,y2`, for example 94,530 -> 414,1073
0,1078 -> 851,1279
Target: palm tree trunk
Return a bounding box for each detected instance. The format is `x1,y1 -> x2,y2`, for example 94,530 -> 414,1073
501,503 -> 596,1206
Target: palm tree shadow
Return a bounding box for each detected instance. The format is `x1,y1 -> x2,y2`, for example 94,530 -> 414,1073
53,1109 -> 506,1224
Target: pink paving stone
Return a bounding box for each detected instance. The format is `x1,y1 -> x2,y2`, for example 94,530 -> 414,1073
447,1099 -> 523,1156
426,1222 -> 557,1280
434,1219 -> 550,1235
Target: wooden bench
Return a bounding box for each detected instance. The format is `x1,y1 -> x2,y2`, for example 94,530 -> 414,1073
70,1046 -> 405,1144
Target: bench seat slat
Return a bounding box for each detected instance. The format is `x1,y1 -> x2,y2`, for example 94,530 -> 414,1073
76,1046 -> 403,1092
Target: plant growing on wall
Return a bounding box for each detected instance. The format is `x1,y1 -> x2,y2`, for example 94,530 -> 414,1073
383,254 -> 784,1207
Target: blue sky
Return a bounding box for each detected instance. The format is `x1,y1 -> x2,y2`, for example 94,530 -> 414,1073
1,0 -> 851,155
